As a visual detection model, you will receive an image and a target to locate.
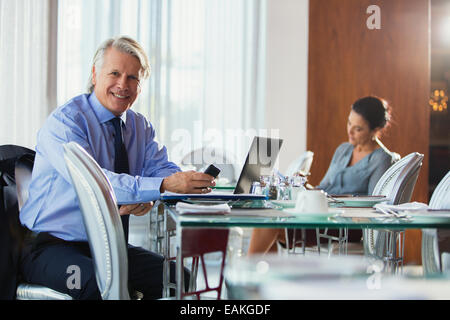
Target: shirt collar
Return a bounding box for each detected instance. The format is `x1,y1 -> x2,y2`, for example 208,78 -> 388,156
88,92 -> 127,127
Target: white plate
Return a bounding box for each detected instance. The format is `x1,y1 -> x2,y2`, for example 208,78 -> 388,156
334,196 -> 387,207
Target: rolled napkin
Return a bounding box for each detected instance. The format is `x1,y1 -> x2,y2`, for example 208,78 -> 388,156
175,202 -> 231,214
374,201 -> 429,213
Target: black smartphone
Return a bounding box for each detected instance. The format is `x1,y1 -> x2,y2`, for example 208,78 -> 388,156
204,164 -> 221,178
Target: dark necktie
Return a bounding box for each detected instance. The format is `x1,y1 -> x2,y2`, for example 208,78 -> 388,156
111,117 -> 130,243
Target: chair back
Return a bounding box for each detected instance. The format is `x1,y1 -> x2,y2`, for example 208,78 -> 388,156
372,152 -> 424,204
285,151 -> 314,176
181,228 -> 229,299
63,142 -> 130,300
429,171 -> 450,210
0,145 -> 34,299
15,154 -> 35,210
422,171 -> 450,275
364,152 -> 424,260
391,152 -> 401,164
180,147 -> 237,183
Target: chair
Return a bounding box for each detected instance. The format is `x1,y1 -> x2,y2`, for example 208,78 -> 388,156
0,144 -> 70,300
179,228 -> 229,299
422,171 -> 450,275
0,145 -> 36,299
315,150 -> 403,257
285,151 -> 314,176
60,141 -> 130,300
363,152 -> 424,273
160,203 -> 230,300
15,152 -> 75,299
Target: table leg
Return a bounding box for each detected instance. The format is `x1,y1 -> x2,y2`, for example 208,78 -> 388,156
176,226 -> 183,299
162,205 -> 168,298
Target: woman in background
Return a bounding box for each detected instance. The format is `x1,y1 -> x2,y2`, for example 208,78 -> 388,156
248,96 -> 396,254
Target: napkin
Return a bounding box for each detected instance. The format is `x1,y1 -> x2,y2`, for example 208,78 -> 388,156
175,202 -> 231,214
374,201 -> 429,213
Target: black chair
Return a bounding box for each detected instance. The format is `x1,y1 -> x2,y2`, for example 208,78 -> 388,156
1,145 -> 74,299
0,145 -> 35,299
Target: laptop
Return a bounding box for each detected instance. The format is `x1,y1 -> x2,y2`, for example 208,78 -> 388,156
233,136 -> 284,194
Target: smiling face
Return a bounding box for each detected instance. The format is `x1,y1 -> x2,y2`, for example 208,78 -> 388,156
347,110 -> 379,147
92,47 -> 142,116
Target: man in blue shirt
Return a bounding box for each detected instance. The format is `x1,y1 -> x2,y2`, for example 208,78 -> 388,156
19,36 -> 215,299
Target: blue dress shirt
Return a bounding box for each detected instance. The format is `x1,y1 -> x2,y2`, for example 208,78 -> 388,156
317,142 -> 393,196
20,93 -> 180,241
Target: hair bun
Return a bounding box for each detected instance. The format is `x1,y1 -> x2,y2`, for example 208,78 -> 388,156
352,96 -> 391,130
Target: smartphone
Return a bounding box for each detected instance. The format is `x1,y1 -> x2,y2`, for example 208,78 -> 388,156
204,164 -> 221,178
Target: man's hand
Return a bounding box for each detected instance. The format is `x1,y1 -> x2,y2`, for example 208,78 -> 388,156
119,202 -> 154,216
160,171 -> 216,194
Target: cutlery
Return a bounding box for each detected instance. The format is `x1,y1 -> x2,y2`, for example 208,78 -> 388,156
376,206 -> 411,219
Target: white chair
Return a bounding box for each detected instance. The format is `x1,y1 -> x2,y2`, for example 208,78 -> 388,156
62,141 -> 130,300
314,150 -> 401,257
363,152 -> 424,273
422,171 -> 450,275
285,151 -> 314,176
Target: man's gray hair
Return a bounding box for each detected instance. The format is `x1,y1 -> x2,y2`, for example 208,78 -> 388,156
87,36 -> 151,93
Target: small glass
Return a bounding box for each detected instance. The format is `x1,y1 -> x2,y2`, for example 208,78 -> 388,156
284,175 -> 307,200
267,175 -> 281,200
278,177 -> 291,200
250,181 -> 262,195
290,175 -> 307,187
259,175 -> 271,197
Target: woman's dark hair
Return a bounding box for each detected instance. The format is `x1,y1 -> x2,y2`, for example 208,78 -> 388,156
351,96 -> 391,130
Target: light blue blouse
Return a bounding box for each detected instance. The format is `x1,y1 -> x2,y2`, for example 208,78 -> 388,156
318,142 -> 393,196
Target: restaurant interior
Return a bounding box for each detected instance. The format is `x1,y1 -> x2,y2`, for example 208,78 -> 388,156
1,0 -> 450,303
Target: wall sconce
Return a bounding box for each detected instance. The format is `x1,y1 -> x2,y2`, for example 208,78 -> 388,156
429,89 -> 448,112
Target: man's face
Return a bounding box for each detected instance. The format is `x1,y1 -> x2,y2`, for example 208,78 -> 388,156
92,47 -> 142,116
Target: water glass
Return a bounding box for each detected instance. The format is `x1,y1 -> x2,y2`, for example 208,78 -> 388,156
259,175 -> 271,197
250,181 -> 262,195
278,179 -> 291,200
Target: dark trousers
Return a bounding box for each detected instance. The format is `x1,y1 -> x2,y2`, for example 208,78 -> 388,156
20,232 -> 189,300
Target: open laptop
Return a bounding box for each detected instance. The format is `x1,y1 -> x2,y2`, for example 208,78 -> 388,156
233,136 -> 283,194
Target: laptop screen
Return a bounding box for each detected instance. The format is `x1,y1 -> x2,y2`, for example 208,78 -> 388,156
234,136 -> 283,194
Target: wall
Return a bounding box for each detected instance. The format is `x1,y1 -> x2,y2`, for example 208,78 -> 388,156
307,0 -> 430,264
264,0 -> 309,173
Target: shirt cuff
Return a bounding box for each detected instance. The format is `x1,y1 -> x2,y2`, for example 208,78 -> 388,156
115,176 -> 164,205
